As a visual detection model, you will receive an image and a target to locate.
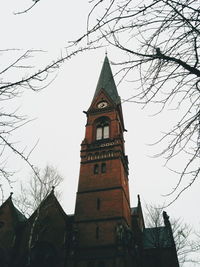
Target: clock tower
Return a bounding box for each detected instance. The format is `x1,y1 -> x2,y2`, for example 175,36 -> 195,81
0,56 -> 179,267
71,56 -> 135,267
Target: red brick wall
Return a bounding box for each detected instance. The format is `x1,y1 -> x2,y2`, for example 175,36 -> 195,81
75,189 -> 123,221
74,91 -> 132,254
77,159 -> 124,192
77,220 -> 119,247
85,109 -> 122,144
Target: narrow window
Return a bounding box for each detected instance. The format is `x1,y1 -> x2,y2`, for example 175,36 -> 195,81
97,198 -> 100,210
103,125 -> 109,139
96,127 -> 102,140
94,164 -> 99,174
101,163 -> 106,173
96,226 -> 99,239
96,121 -> 110,140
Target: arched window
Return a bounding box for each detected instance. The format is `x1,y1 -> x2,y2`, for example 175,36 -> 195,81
96,125 -> 109,140
96,118 -> 110,140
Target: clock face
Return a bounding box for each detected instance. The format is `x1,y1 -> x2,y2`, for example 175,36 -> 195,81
97,101 -> 108,109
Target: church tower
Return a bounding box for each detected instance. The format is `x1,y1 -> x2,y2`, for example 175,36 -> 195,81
0,56 -> 180,267
72,56 -> 134,266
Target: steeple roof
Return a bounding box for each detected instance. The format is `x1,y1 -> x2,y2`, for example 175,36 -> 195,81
0,194 -> 27,223
93,56 -> 120,104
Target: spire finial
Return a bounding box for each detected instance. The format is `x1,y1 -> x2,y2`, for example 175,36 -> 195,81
137,194 -> 141,206
10,192 -> 13,198
52,186 -> 55,192
163,211 -> 170,227
105,49 -> 108,57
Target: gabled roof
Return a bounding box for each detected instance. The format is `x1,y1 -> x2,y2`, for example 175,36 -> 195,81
93,56 -> 120,105
0,194 -> 26,223
14,205 -> 27,223
28,188 -> 68,222
131,195 -> 145,230
143,227 -> 173,249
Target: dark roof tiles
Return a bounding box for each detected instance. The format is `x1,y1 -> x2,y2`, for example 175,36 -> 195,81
93,56 -> 120,104
143,227 -> 172,249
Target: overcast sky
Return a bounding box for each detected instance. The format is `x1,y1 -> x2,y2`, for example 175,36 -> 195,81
1,0 -> 199,247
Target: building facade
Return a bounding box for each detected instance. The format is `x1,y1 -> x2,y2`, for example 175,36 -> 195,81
0,56 -> 179,267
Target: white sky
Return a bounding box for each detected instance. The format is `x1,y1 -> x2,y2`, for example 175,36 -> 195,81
1,0 -> 199,251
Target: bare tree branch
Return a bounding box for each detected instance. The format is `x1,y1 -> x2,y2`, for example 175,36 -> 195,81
14,0 -> 40,15
14,165 -> 63,216
70,0 -> 200,202
0,46 -> 94,196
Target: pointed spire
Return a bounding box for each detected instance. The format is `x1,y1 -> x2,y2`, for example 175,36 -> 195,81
93,56 -> 120,104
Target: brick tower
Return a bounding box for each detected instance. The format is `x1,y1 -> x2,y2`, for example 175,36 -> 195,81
72,56 -> 135,267
0,56 -> 179,267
